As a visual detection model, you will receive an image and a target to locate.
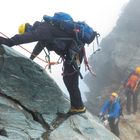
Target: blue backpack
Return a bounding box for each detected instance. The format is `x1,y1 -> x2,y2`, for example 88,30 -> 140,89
43,12 -> 98,44
43,12 -> 73,22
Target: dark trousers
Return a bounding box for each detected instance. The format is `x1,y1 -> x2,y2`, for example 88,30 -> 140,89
108,118 -> 120,137
0,22 -> 73,47
125,87 -> 138,113
63,61 -> 84,109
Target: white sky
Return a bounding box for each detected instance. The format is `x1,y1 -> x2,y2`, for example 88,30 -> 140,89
0,0 -> 129,99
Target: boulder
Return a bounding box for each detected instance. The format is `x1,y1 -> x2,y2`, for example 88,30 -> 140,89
0,45 -> 119,139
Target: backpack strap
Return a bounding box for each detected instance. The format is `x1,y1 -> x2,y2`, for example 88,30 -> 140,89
133,75 -> 140,92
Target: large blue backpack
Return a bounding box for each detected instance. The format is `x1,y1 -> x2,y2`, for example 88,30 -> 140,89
43,12 -> 98,44
43,12 -> 73,22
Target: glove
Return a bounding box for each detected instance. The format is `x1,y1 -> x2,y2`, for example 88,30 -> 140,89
103,119 -> 109,126
104,114 -> 109,119
114,118 -> 119,124
0,36 -> 13,47
98,112 -> 103,118
98,112 -> 103,121
99,112 -> 103,116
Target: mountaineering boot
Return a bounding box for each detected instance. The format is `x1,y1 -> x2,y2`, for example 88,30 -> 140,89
67,107 -> 86,115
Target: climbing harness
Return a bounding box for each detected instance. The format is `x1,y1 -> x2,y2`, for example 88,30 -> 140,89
43,48 -> 62,72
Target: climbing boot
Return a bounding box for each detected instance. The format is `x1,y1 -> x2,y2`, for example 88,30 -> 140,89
67,107 -> 86,115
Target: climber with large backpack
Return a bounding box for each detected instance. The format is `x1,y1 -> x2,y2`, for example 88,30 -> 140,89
0,12 -> 99,115
123,66 -> 140,114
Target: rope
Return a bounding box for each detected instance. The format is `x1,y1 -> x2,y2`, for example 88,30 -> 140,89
0,32 -> 61,69
83,47 -> 96,77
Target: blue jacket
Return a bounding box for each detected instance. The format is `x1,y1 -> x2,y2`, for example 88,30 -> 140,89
100,99 -> 121,118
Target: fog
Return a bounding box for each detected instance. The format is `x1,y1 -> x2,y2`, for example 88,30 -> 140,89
0,0 -> 129,98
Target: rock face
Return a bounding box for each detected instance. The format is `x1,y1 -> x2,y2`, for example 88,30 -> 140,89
84,0 -> 140,139
0,45 -> 119,139
84,0 -> 140,113
119,113 -> 140,140
49,112 -> 119,140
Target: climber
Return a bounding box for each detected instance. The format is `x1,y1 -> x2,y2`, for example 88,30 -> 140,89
0,12 -> 90,115
123,66 -> 140,114
99,92 -> 121,137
